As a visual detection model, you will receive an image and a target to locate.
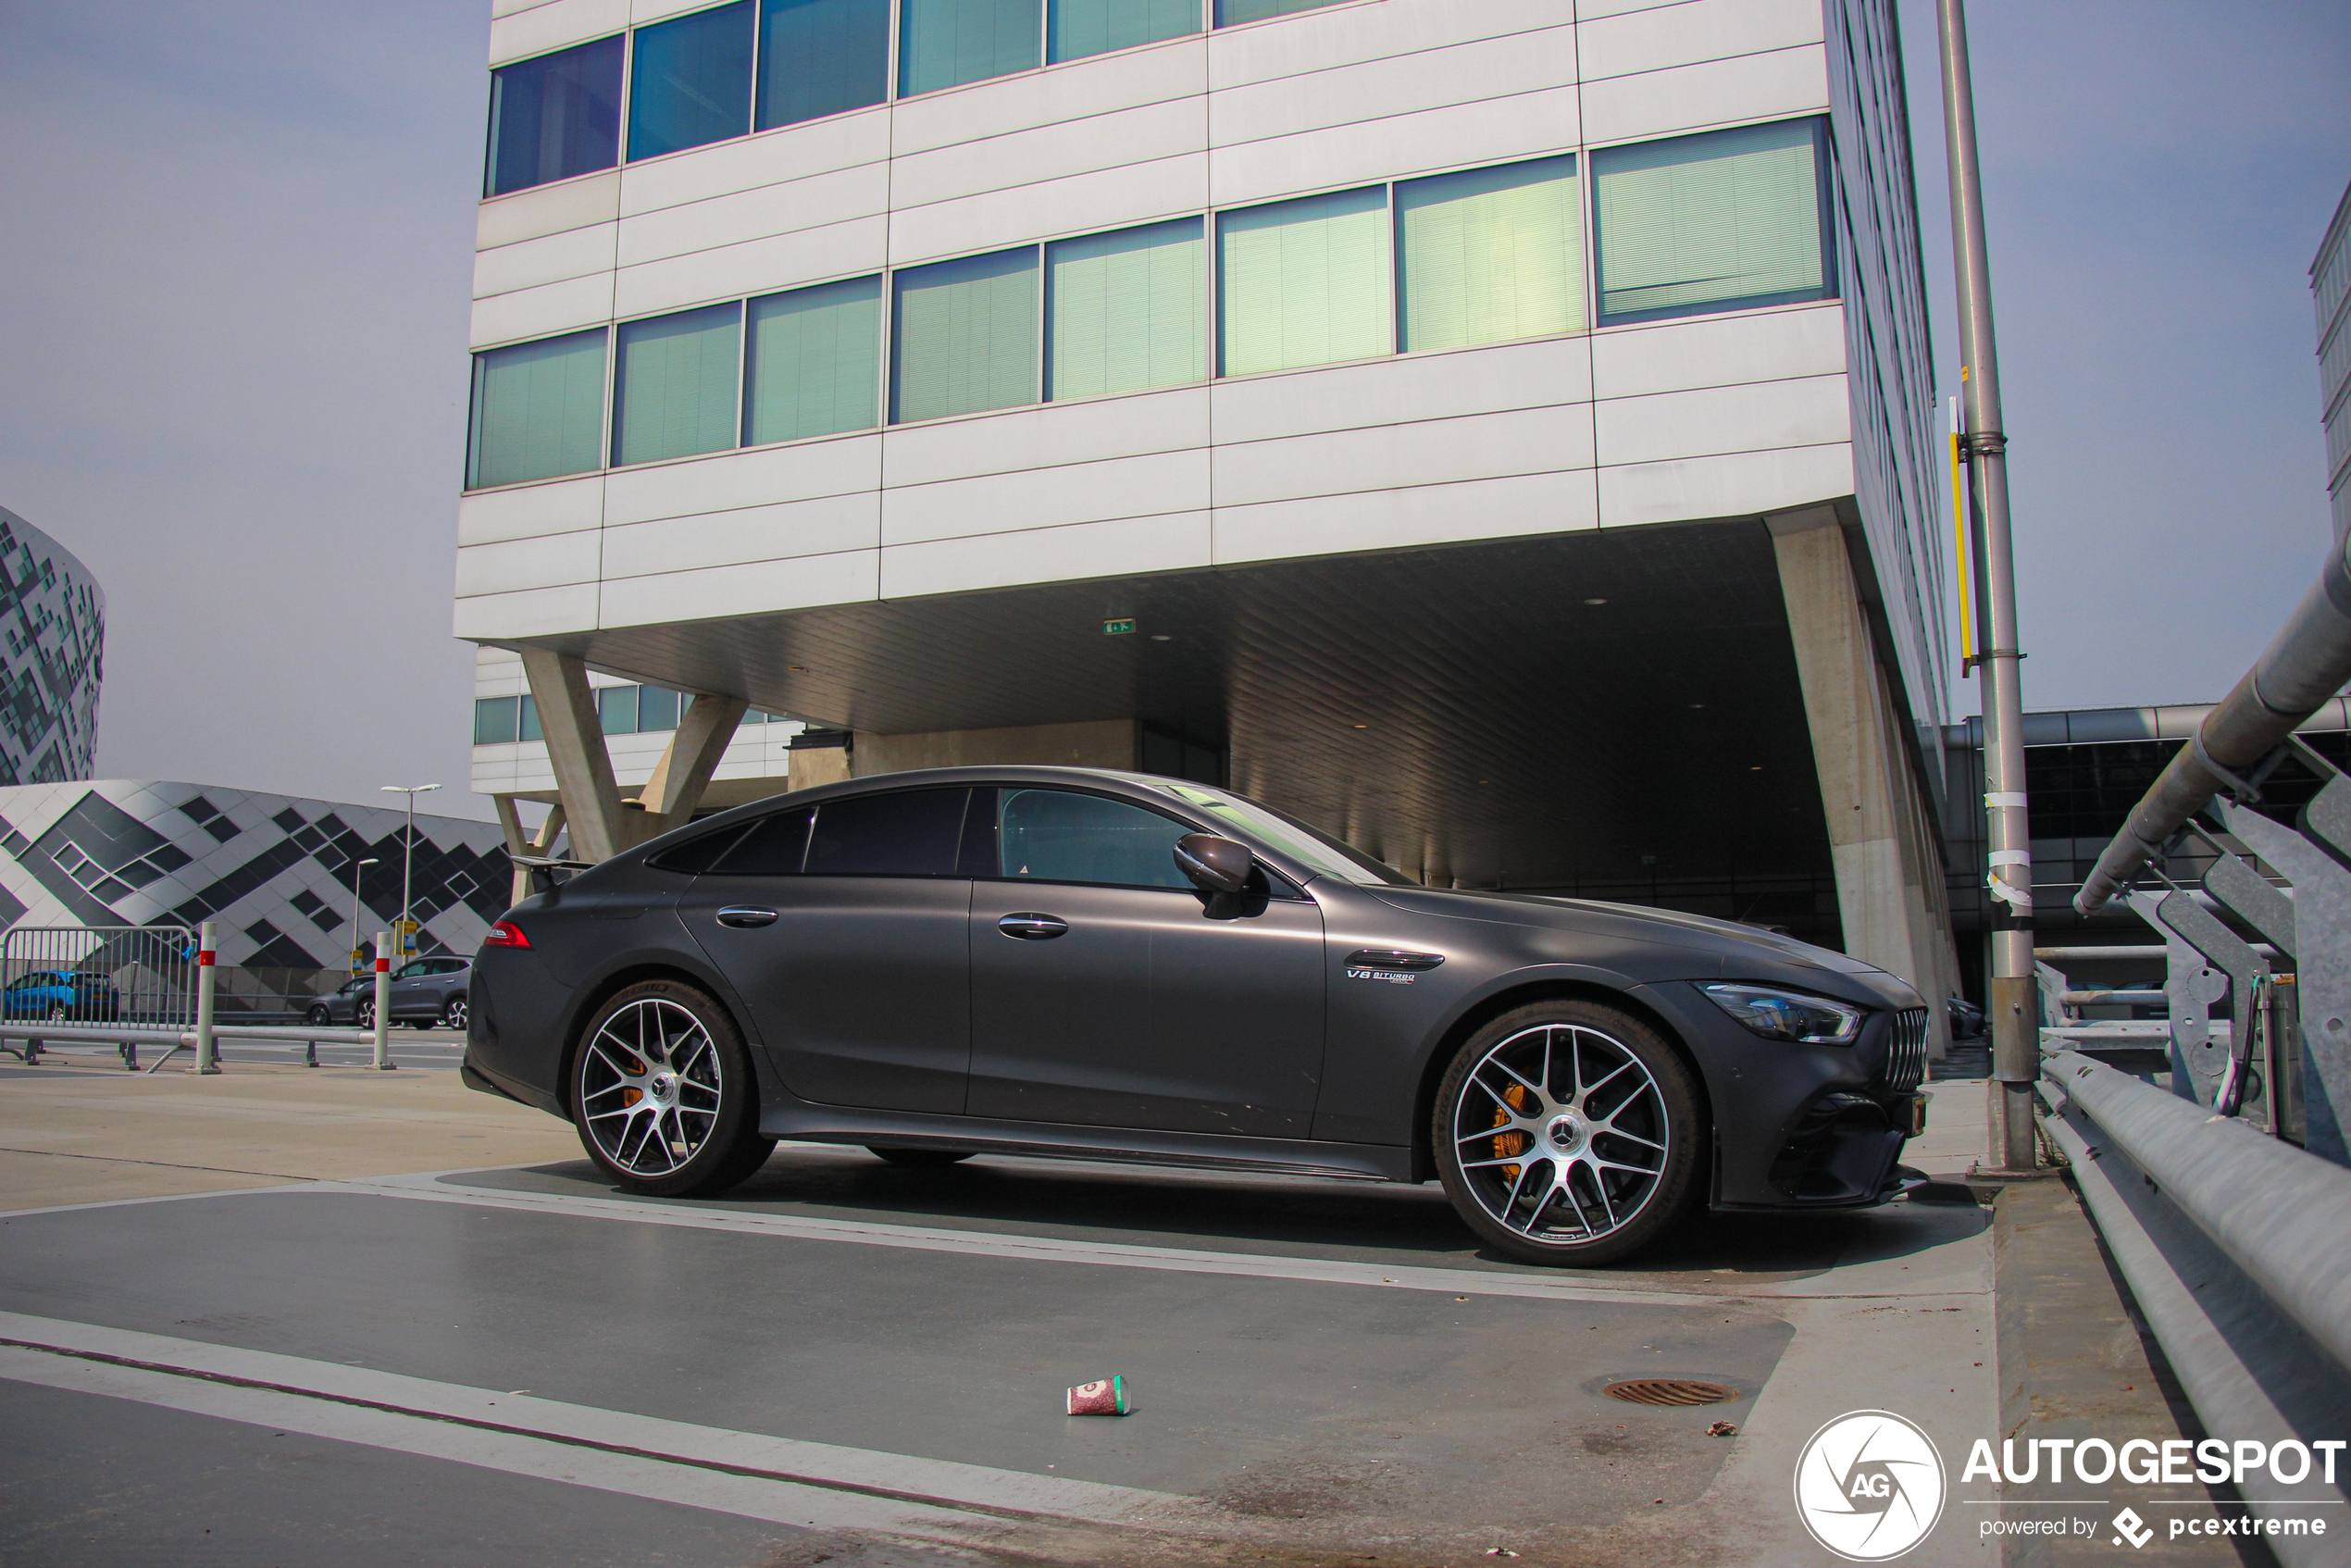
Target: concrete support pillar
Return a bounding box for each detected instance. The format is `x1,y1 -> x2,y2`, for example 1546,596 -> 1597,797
1772,510 -> 1960,1057
492,796 -> 567,905
850,718 -> 1139,778
633,694 -> 749,837
517,649 -> 627,865
786,737 -> 852,791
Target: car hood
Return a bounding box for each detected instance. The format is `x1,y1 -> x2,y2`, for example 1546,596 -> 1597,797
1356,885 -> 1925,1009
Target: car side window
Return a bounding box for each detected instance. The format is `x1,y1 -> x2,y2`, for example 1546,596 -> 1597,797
805,789 -> 970,877
394,960 -> 430,979
996,789 -> 1195,890
708,807 -> 814,875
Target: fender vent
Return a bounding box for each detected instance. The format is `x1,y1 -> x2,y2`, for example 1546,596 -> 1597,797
1603,1379 -> 1741,1407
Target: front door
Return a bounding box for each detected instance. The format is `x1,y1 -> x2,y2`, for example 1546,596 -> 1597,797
681,787 -> 975,1114
965,786 -> 1326,1137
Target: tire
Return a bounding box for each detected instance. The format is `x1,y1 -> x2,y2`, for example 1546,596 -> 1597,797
867,1147 -> 974,1169
571,979 -> 773,1198
356,999 -> 376,1030
443,995 -> 469,1032
305,1005 -> 330,1027
46,1003 -> 66,1023
407,1019 -> 435,1031
1432,999 -> 1702,1267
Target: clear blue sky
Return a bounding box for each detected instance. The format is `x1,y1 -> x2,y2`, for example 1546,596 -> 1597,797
0,0 -> 2345,817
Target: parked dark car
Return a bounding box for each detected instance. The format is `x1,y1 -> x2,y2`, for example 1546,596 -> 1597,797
305,957 -> 471,1030
464,767 -> 1930,1266
3,970 -> 121,1021
1947,994 -> 1984,1039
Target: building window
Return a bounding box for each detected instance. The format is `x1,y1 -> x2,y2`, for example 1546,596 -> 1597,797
899,0 -> 1039,97
1049,0 -> 1199,62
745,276 -> 883,443
638,687 -> 682,731
628,1 -> 757,162
1046,218 -> 1204,401
485,36 -> 624,197
1592,118 -> 1832,326
758,0 -> 891,130
613,304 -> 744,467
890,247 -> 1040,422
473,696 -> 521,744
598,685 -> 641,734
1397,156 -> 1582,353
1215,0 -> 1346,23
1217,185 -> 1390,377
468,328 -> 609,489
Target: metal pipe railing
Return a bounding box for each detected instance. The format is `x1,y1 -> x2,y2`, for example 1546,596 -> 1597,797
2077,534 -> 2351,914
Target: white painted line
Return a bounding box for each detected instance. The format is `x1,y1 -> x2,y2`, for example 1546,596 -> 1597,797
0,1311 -> 1213,1537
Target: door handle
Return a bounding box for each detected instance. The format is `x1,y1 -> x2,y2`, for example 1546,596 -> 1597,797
716,906 -> 778,927
998,913 -> 1068,940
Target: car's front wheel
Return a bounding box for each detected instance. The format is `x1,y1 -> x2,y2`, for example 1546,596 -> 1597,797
572,979 -> 773,1198
1433,1000 -> 1701,1267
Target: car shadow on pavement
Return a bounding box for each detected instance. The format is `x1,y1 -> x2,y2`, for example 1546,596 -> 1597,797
454,1145 -> 1985,1284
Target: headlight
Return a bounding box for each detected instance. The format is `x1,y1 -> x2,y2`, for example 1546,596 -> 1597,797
1702,983 -> 1864,1045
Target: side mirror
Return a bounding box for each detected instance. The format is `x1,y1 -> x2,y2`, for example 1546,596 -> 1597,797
1174,833 -> 1254,895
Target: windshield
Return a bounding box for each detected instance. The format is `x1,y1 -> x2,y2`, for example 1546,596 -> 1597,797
1148,782 -> 1415,886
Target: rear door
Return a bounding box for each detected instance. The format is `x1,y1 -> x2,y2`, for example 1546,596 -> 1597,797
966,786 -> 1326,1137
681,788 -> 975,1114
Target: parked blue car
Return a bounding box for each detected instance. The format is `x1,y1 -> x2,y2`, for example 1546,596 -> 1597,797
3,970 -> 123,1021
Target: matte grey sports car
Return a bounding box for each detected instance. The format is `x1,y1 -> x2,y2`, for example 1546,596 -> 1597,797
464,766 -> 1930,1265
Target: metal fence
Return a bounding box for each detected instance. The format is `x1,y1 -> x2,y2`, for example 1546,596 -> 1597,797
1,926 -> 196,1031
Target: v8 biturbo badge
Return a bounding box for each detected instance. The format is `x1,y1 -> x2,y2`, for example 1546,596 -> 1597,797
1066,1376 -> 1131,1415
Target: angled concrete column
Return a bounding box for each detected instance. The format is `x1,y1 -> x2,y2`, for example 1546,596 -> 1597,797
1772,510 -> 1959,1055
492,796 -> 567,905
632,694 -> 749,838
517,649 -> 628,865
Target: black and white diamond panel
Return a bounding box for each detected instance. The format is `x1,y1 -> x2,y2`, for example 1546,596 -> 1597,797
0,780 -> 513,966
0,507 -> 104,787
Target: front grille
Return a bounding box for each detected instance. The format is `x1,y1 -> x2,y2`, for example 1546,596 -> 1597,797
1884,1007 -> 1930,1091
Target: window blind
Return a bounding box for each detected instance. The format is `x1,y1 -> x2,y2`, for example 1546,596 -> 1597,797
613,304 -> 743,466
891,248 -> 1040,423
899,0 -> 1040,95
1593,118 -> 1829,324
745,276 -> 884,443
1049,0 -> 1199,62
468,329 -> 608,489
1215,0 -> 1344,24
628,0 -> 755,161
1217,186 -> 1390,377
1397,156 -> 1581,353
485,35 -> 624,197
1046,218 -> 1203,401
758,0 -> 890,130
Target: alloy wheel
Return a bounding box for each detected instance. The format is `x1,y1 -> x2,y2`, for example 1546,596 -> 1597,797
1447,1022 -> 1671,1247
578,997 -> 724,1177
357,999 -> 375,1029
444,997 -> 468,1031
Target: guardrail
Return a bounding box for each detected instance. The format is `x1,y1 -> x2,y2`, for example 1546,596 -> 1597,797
0,1020 -> 390,1071
2037,1050 -> 2351,1564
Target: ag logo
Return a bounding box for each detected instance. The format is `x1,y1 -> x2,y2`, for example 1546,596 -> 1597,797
1793,1410 -> 1947,1561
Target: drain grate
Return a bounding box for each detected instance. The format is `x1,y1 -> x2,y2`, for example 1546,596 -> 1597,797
1603,1379 -> 1741,1407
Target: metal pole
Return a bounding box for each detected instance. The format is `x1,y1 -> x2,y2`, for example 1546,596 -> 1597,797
371,931 -> 393,1071
1937,0 -> 2038,1173
192,920 -> 219,1076
401,793 -> 414,959
348,856 -> 378,975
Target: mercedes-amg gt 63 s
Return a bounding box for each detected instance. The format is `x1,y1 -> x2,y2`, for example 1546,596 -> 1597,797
464,767 -> 1930,1265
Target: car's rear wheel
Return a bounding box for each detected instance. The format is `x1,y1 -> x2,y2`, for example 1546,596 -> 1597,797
1433,1000 -> 1701,1267
443,996 -> 468,1032
866,1147 -> 974,1169
572,980 -> 772,1198
356,998 -> 376,1030
305,1004 -> 330,1027
45,1003 -> 66,1023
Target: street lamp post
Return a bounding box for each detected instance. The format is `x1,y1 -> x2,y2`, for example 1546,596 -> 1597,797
379,785 -> 442,962
348,857 -> 379,972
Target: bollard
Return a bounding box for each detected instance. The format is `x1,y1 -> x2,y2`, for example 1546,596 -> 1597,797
304,1039 -> 318,1068
23,1037 -> 41,1066
119,1038 -> 136,1072
372,932 -> 393,1071
192,921 -> 220,1075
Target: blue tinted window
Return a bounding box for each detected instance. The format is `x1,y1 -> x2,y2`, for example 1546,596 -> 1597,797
1215,0 -> 1342,22
629,2 -> 755,162
472,697 -> 521,744
519,695 -> 542,742
998,789 -> 1192,888
758,0 -> 890,130
598,685 -> 640,734
485,36 -> 624,197
467,329 -> 608,489
900,0 -> 1039,96
1050,0 -> 1197,61
638,687 -> 681,731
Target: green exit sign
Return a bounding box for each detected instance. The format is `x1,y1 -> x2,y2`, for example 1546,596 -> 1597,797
1102,617 -> 1136,636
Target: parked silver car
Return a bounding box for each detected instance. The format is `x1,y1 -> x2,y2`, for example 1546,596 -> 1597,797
305,957 -> 472,1030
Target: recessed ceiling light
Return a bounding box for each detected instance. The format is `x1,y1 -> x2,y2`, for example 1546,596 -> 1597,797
1352,724 -> 1369,729
1689,703 -> 1706,709
787,666 -> 808,673
1150,634 -> 1172,641
1584,597 -> 1608,605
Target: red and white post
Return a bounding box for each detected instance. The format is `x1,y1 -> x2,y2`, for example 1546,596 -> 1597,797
371,932 -> 393,1071
191,920 -> 219,1076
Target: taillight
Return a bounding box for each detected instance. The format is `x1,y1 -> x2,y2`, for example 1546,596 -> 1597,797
483,921 -> 530,949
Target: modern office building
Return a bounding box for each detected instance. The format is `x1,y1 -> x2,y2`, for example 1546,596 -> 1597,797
0,507 -> 104,786
458,0 -> 1960,1032
2319,180 -> 2349,544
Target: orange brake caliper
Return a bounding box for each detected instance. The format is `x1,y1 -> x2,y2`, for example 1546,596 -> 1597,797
1492,1082 -> 1532,1180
